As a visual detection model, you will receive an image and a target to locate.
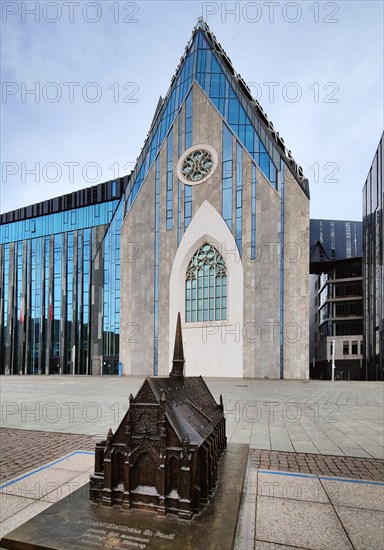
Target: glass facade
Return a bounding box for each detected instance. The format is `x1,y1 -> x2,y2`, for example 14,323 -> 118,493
1,20 -> 309,377
363,133 -> 383,380
0,180 -> 124,375
310,219 -> 362,263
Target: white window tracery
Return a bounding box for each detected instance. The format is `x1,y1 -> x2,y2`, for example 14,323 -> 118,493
185,243 -> 227,322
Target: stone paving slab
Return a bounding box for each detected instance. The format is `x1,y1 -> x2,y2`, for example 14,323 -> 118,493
0,452 -> 94,539
255,496 -> 353,550
235,464 -> 384,550
257,471 -> 329,503
321,478 -> 384,511
334,507 -> 384,550
1,377 -> 383,459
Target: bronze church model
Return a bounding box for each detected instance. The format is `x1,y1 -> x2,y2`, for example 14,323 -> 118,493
90,313 -> 227,519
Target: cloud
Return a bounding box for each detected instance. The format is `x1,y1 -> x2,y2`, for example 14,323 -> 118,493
1,0 -> 383,220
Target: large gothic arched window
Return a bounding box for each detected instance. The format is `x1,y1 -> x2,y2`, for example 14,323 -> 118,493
185,243 -> 227,323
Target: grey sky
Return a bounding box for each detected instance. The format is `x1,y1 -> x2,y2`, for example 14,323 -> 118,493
1,0 -> 383,221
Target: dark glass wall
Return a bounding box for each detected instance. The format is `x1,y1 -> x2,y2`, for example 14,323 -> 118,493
363,133 -> 383,380
310,219 -> 362,263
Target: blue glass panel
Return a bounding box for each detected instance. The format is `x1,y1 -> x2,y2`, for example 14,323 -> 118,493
222,124 -> 233,230
260,153 -> 270,180
0,199 -> 119,245
124,43 -> 197,215
185,90 -> 193,149
194,31 -> 280,187
251,164 -> 257,260
236,142 -> 243,253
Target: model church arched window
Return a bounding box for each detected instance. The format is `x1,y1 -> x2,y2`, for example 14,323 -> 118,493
185,243 -> 227,322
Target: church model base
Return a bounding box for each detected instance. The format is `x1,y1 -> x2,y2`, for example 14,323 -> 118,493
0,444 -> 248,550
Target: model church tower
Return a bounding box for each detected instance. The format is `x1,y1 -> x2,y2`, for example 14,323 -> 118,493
90,313 -> 226,519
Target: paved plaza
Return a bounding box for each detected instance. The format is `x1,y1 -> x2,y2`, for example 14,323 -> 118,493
0,376 -> 383,549
1,377 -> 383,458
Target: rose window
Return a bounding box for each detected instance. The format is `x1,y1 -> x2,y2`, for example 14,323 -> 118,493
177,145 -> 218,185
182,149 -> 214,182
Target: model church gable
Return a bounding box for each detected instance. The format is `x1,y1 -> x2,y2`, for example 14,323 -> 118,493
134,379 -> 158,405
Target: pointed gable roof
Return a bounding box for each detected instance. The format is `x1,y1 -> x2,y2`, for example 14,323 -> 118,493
123,18 -> 309,216
146,375 -> 224,446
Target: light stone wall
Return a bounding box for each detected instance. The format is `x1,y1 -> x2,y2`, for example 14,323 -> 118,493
242,162 -> 281,378
283,167 -> 310,379
157,123 -> 177,375
120,163 -> 156,375
119,80 -> 309,379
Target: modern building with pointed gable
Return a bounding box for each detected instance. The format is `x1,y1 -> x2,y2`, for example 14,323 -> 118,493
120,20 -> 309,379
0,20 -> 310,379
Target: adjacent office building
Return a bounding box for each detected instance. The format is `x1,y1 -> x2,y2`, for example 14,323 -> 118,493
0,181 -> 125,375
363,133 -> 383,381
309,220 -> 363,380
0,20 -> 310,378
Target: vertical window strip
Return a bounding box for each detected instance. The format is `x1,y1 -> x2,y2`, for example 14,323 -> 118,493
154,156 -> 160,375
185,90 -> 193,149
3,245 -> 9,332
330,221 -> 336,254
222,123 -> 233,230
236,142 -> 243,253
177,181 -> 182,245
177,112 -> 183,244
251,164 -> 256,259
102,200 -> 123,365
279,160 -> 285,379
45,237 -> 49,321
1,245 -> 9,371
53,234 -> 62,366
83,228 -> 91,327
184,91 -> 193,231
184,186 -> 192,231
346,221 -> 352,258
166,128 -> 174,230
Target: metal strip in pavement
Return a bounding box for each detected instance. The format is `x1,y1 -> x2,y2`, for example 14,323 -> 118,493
0,451 -> 94,490
258,469 -> 384,486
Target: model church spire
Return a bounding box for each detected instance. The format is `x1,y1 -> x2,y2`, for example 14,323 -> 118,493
170,312 -> 184,378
